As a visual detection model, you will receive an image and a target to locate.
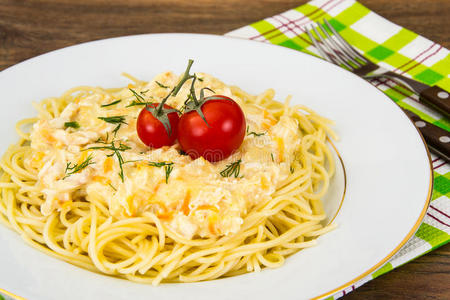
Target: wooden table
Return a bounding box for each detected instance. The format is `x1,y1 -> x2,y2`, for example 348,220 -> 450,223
0,0 -> 449,299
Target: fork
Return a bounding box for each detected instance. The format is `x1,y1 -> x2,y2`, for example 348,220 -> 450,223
305,19 -> 450,119
305,20 -> 450,161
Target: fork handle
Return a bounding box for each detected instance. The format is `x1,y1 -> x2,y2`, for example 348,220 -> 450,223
403,109 -> 450,161
420,86 -> 450,119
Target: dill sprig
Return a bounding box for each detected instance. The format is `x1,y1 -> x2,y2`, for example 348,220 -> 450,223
129,88 -> 146,102
86,141 -> 131,182
165,164 -> 174,184
147,161 -> 174,184
64,154 -> 95,179
148,161 -> 174,167
98,115 -> 127,136
95,132 -> 110,144
246,125 -> 265,137
155,81 -> 169,89
126,101 -> 151,107
101,99 -> 121,107
98,116 -> 127,124
126,88 -> 153,107
108,183 -> 117,191
220,159 -> 242,178
64,121 -> 80,129
247,131 -> 265,137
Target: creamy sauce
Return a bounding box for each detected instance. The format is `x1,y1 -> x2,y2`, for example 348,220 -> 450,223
26,72 -> 302,239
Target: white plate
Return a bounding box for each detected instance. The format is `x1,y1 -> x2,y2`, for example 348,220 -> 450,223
0,34 -> 431,300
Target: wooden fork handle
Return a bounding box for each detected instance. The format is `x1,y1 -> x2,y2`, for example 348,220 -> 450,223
420,86 -> 450,119
403,109 -> 450,161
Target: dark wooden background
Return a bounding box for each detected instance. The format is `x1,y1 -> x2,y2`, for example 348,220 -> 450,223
0,0 -> 449,299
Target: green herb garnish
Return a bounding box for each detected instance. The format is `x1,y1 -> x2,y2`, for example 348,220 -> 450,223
247,131 -> 265,137
148,161 -> 174,167
126,101 -> 151,107
95,132 -> 110,144
271,153 -> 274,162
98,116 -> 127,136
165,164 -> 174,184
155,81 -> 169,89
129,88 -> 146,102
220,159 -> 242,178
101,99 -> 121,107
127,88 -> 153,107
85,141 -> 131,182
98,116 -> 127,124
290,166 -> 295,174
64,121 -> 80,129
147,161 -> 174,184
108,183 -> 117,191
64,154 -> 95,179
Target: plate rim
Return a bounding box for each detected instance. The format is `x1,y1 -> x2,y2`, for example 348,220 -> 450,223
315,127 -> 433,299
0,32 -> 434,300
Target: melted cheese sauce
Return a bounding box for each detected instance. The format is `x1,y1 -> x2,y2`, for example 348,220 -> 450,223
26,72 -> 302,239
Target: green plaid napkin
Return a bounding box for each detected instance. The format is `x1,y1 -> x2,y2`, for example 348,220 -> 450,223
227,0 -> 450,298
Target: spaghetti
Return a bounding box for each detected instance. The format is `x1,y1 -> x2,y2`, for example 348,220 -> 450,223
0,70 -> 336,285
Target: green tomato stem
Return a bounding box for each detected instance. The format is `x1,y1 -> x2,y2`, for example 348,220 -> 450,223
156,59 -> 195,115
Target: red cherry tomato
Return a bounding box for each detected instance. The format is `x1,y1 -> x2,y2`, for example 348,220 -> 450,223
137,103 -> 179,148
178,95 -> 246,162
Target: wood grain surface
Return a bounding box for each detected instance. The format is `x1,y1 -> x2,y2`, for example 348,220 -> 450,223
0,0 -> 449,299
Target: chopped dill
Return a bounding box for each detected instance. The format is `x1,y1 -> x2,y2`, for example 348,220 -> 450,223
64,154 -> 95,179
220,159 -> 242,178
165,164 -> 174,184
155,81 -> 169,88
246,125 -> 265,137
101,99 -> 121,107
126,101 -> 151,107
126,88 -> 154,107
85,141 -> 131,182
64,121 -> 80,129
95,132 -> 110,144
108,183 -> 117,191
129,88 -> 146,102
247,131 -> 265,137
98,116 -> 127,136
148,161 -> 174,167
98,116 -> 127,124
147,161 -> 174,184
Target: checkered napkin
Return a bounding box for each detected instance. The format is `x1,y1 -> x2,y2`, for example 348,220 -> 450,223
227,0 -> 450,298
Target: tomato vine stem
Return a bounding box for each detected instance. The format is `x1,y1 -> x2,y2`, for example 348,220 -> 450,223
155,59 -> 195,115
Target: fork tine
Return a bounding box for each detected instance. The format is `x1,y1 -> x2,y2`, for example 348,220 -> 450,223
310,25 -> 354,69
304,26 -> 335,64
316,21 -> 362,68
323,19 -> 368,63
